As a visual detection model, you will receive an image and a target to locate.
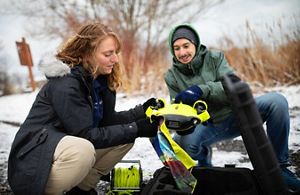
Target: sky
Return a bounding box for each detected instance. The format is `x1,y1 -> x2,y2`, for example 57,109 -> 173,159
0,0 -> 299,81
193,0 -> 300,46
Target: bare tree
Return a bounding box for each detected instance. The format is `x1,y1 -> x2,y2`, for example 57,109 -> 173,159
90,0 -> 224,74
0,40 -> 14,96
10,0 -> 224,92
0,41 -> 7,95
8,0 -> 103,40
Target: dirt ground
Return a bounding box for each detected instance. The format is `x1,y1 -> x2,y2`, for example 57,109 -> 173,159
1,138 -> 299,194
1,107 -> 299,194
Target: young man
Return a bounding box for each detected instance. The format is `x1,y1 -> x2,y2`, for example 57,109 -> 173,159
164,23 -> 300,192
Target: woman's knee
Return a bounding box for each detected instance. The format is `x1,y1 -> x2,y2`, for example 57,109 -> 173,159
46,137 -> 96,194
77,138 -> 95,164
73,138 -> 95,168
55,136 -> 96,168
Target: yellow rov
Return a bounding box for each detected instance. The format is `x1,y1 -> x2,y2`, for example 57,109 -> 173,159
145,98 -> 210,132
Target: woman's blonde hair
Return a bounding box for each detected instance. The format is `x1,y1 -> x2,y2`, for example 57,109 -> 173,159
56,22 -> 122,91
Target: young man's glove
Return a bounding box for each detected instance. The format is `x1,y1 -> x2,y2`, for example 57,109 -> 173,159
136,118 -> 159,137
174,85 -> 203,106
142,98 -> 157,112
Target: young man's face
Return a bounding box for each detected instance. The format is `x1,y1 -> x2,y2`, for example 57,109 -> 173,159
173,38 -> 196,64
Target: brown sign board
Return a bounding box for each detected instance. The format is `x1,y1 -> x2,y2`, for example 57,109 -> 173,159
15,37 -> 36,91
16,38 -> 33,66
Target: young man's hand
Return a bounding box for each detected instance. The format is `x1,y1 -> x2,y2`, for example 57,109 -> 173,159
175,85 -> 202,106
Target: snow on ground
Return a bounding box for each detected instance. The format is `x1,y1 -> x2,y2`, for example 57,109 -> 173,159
0,84 -> 299,184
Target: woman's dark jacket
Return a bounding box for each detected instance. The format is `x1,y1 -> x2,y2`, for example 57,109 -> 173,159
8,59 -> 145,195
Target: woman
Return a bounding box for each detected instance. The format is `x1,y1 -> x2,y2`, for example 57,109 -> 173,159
8,22 -> 158,195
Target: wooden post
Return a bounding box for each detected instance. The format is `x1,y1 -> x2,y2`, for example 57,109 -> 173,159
16,37 -> 36,91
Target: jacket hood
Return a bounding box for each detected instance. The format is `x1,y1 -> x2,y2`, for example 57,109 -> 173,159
38,54 -> 71,78
168,24 -> 208,75
168,24 -> 202,61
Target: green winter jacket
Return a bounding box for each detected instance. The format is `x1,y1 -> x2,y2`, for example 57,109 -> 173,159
164,24 -> 235,123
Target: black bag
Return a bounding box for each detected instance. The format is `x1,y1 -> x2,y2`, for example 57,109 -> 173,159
141,166 -> 261,195
191,166 -> 261,195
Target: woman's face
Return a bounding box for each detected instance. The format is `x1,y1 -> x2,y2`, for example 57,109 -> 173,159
173,38 -> 196,64
90,36 -> 119,77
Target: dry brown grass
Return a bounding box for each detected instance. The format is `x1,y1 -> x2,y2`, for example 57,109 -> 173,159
118,50 -> 169,96
117,42 -> 170,95
221,19 -> 300,87
119,17 -> 300,94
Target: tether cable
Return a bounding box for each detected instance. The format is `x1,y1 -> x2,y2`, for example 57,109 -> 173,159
107,165 -> 140,195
